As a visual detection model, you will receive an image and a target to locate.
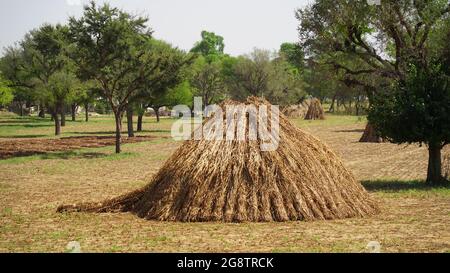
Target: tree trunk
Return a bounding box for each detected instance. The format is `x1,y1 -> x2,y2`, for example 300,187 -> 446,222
60,105 -> 66,127
52,107 -> 61,136
114,112 -> 122,154
71,103 -> 77,121
329,94 -> 336,113
154,107 -> 160,123
126,105 -> 134,137
137,113 -> 143,132
427,144 -> 444,185
84,102 -> 89,122
38,103 -> 45,118
19,102 -> 24,116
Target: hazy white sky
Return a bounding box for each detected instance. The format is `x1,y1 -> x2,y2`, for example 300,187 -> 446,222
0,0 -> 313,56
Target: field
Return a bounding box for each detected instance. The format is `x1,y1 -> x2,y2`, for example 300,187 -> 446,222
0,112 -> 449,253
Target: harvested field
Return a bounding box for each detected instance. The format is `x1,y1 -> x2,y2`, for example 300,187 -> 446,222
0,114 -> 449,252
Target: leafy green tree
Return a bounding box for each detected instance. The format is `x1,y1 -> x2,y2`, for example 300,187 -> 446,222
0,41 -> 47,117
190,31 -> 225,62
279,42 -> 304,71
297,0 -> 450,139
227,48 -> 304,104
129,39 -> 190,133
24,23 -> 71,119
369,62 -> 450,185
34,70 -> 81,135
0,23 -> 73,124
143,80 -> 193,123
229,49 -> 273,99
190,56 -> 226,106
267,57 -> 305,106
166,81 -> 193,107
68,1 -> 161,152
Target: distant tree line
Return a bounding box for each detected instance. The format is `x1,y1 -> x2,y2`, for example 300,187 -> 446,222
0,1 -> 310,152
1,0 -> 448,185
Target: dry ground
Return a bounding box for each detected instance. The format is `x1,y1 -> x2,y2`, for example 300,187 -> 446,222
0,113 -> 449,252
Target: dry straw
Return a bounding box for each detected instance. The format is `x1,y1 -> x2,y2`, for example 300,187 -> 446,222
304,98 -> 325,120
58,97 -> 379,222
359,123 -> 385,143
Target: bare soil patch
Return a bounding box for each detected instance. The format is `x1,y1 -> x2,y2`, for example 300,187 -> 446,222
0,135 -> 160,159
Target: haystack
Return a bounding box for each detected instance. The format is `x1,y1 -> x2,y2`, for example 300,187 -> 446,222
58,97 -> 378,222
282,99 -> 311,118
359,123 -> 385,143
304,98 -> 325,120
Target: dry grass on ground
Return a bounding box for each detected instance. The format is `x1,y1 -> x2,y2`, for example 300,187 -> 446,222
0,113 -> 449,252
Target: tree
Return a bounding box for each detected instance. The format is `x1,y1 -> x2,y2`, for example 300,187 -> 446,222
297,0 -> 450,140
369,62 -> 450,185
35,70 -> 80,135
143,80 -> 193,123
0,74 -> 13,107
0,47 -> 35,116
229,49 -> 273,99
266,57 -> 305,106
24,24 -> 71,120
0,24 -> 72,124
130,39 -> 190,133
227,48 -> 305,105
279,42 -> 305,71
190,56 -> 226,106
190,31 -> 225,62
68,1 -> 161,153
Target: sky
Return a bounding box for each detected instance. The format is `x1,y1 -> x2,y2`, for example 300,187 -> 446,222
0,0 -> 313,56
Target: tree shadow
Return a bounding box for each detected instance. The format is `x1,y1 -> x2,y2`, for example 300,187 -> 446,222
69,131 -> 115,135
139,129 -> 171,133
334,129 -> 365,133
361,179 -> 450,192
23,124 -> 53,128
0,150 -> 109,161
69,129 -> 171,135
38,151 -> 108,160
0,120 -> 40,124
0,134 -> 48,139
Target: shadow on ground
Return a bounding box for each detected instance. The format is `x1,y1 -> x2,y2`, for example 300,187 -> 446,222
0,134 -> 48,139
362,179 -> 450,192
38,151 -> 109,160
70,129 -> 171,135
334,129 -> 365,133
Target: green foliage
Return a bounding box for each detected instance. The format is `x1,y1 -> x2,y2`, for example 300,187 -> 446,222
267,58 -> 305,106
0,74 -> 13,106
296,0 -> 450,101
166,81 -> 193,107
189,55 -> 226,105
368,62 -> 450,147
135,39 -> 191,109
279,42 -> 304,71
190,31 -> 225,62
68,1 -> 156,114
227,48 -> 305,105
35,70 -> 81,109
